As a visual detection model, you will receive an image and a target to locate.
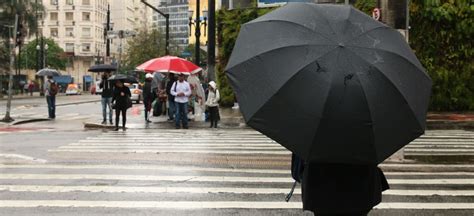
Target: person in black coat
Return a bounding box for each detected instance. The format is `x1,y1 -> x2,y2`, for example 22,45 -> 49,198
301,163 -> 389,216
165,74 -> 176,121
111,80 -> 131,131
143,74 -> 154,123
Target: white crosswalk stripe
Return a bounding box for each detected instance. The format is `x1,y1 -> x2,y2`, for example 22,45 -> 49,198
1,129 -> 473,215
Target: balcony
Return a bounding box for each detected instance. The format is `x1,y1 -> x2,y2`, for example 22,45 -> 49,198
64,21 -> 76,26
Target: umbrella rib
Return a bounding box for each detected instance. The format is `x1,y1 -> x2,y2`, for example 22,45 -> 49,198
248,20 -> 337,44
347,46 -> 430,80
244,46 -> 340,122
345,48 -> 426,131
343,26 -> 390,47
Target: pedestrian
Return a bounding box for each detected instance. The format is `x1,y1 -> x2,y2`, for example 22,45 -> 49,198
143,73 -> 154,123
165,73 -> 176,121
28,81 -> 34,96
44,76 -> 58,119
171,73 -> 191,129
100,72 -> 113,124
205,81 -> 220,128
23,81 -> 29,95
301,163 -> 389,216
111,80 -> 131,131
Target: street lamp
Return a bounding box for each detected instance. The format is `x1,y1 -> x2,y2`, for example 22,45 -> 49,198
188,9 -> 207,66
36,39 -> 48,68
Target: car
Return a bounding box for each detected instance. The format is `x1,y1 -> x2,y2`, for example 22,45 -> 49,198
128,83 -> 142,103
65,83 -> 82,95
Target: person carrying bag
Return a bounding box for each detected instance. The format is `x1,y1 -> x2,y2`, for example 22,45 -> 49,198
205,81 -> 220,128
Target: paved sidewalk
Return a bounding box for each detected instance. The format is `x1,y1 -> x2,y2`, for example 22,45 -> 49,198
0,92 -> 95,100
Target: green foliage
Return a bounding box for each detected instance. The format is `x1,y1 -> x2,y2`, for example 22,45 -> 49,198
410,0 -> 474,110
19,37 -> 66,70
216,7 -> 273,107
354,0 -> 377,14
122,29 -> 167,72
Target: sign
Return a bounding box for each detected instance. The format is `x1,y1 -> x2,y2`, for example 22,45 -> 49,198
372,8 -> 381,21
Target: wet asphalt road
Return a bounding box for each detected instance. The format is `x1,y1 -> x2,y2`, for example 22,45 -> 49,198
0,96 -> 473,215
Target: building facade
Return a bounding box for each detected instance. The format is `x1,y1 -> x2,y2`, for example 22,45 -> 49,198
34,0 -> 109,89
153,0 -> 189,51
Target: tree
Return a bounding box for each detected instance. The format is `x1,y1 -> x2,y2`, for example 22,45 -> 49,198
122,29 -> 168,73
19,37 -> 66,70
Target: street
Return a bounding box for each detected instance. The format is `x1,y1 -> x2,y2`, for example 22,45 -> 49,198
0,96 -> 473,215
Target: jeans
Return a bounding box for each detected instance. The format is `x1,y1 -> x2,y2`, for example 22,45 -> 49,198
175,102 -> 188,128
101,97 -> 113,122
46,96 -> 56,118
168,97 -> 175,119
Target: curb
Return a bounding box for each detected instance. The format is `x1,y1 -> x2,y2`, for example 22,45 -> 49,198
56,100 -> 101,107
426,120 -> 474,130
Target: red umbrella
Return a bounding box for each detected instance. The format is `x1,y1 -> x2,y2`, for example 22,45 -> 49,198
136,56 -> 202,75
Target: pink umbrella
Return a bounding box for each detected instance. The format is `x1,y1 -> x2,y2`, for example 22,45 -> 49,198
136,56 -> 202,75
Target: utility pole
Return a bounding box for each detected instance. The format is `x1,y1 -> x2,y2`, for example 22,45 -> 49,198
207,0 -> 216,81
2,14 -> 18,122
106,4 -> 110,57
195,0 -> 201,66
141,0 -> 169,55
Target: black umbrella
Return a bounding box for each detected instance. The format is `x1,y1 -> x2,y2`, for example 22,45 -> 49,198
36,68 -> 61,76
88,64 -> 117,73
108,74 -> 138,83
225,3 -> 432,164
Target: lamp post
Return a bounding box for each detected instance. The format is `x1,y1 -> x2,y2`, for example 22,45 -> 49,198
36,37 -> 48,68
207,0 -> 216,81
188,9 -> 207,66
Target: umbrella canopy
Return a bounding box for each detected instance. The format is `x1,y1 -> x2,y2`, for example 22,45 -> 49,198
36,68 -> 61,76
225,3 -> 432,164
108,74 -> 138,83
136,55 -> 202,75
88,64 -> 117,73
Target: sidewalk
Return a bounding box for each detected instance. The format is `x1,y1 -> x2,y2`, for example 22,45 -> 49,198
426,112 -> 474,130
0,92 -> 94,100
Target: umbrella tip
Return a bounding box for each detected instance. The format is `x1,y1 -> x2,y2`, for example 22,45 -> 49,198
338,43 -> 345,48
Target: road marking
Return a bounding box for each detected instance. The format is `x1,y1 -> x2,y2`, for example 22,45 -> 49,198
2,185 -> 474,197
1,174 -> 473,184
79,140 -> 277,143
0,200 -> 472,209
69,143 -> 281,147
48,149 -> 291,154
405,149 -> 474,152
0,154 -> 47,163
380,164 -> 474,168
58,146 -> 286,150
0,164 -> 290,174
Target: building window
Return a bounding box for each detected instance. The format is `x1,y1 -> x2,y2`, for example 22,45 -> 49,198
50,12 -> 58,21
51,0 -> 58,5
82,43 -> 91,52
82,0 -> 90,5
82,12 -> 90,21
66,12 -> 74,21
65,43 -> 75,52
66,0 -> 74,5
82,28 -> 91,37
50,28 -> 58,37
66,28 -> 74,37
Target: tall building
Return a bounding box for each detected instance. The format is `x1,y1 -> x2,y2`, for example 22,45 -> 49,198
153,0 -> 189,52
110,0 -> 154,64
36,0 -> 109,89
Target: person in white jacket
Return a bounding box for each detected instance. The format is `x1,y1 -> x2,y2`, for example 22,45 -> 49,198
171,73 -> 192,129
205,81 -> 220,128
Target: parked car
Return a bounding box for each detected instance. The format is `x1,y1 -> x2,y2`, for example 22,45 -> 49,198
65,83 -> 82,95
128,83 -> 142,103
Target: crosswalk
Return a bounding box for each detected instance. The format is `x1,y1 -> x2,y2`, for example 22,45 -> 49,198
1,129 -> 473,215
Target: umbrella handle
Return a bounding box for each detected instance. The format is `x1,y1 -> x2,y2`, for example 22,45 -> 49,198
285,180 -> 298,202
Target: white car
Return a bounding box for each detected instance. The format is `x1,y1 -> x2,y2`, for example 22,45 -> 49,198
128,83 -> 142,103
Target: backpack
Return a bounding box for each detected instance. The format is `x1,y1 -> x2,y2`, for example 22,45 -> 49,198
49,81 -> 59,96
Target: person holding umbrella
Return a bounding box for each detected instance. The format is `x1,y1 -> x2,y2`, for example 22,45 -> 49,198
165,73 -> 177,121
111,80 -> 131,131
44,76 -> 58,119
205,81 -> 220,128
170,73 -> 191,129
100,72 -> 114,124
143,73 -> 154,123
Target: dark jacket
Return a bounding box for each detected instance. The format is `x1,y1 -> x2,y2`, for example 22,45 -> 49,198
100,79 -> 113,98
301,163 -> 389,215
166,78 -> 176,101
143,80 -> 153,101
112,86 -> 131,110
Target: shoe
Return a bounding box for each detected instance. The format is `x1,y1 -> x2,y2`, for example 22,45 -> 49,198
109,121 -> 113,125
175,126 -> 180,129
146,120 -> 152,123
123,127 -> 127,131
183,126 -> 189,129
101,121 -> 106,124
114,127 -> 119,131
